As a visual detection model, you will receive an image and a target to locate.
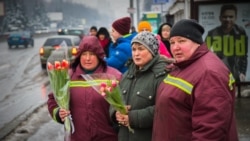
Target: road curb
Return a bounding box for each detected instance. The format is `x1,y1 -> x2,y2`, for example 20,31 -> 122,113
0,102 -> 46,140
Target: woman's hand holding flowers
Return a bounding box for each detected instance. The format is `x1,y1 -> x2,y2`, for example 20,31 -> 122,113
59,108 -> 70,122
116,111 -> 129,126
116,105 -> 131,127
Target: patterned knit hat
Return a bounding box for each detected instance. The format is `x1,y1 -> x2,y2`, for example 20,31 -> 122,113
138,21 -> 152,32
112,17 -> 131,35
170,19 -> 204,44
131,31 -> 159,56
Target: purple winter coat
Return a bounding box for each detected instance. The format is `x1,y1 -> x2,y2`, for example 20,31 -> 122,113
47,36 -> 122,141
152,44 -> 238,141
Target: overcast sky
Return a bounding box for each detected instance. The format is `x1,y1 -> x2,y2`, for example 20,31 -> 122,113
71,0 -> 131,20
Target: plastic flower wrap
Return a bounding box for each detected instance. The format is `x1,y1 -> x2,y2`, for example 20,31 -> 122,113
47,41 -> 74,140
81,73 -> 134,133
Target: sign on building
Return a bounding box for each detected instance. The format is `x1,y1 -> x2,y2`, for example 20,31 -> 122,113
153,0 -> 168,4
199,3 -> 250,82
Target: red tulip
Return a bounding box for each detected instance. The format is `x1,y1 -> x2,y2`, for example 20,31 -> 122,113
54,61 -> 61,70
61,59 -> 69,69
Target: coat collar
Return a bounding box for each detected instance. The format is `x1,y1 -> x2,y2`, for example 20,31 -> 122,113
174,43 -> 209,69
126,55 -> 167,79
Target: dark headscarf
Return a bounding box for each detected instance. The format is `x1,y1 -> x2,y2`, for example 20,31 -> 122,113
157,23 -> 172,39
157,23 -> 173,57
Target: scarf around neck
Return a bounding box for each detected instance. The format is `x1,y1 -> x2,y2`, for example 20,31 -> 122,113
99,38 -> 109,48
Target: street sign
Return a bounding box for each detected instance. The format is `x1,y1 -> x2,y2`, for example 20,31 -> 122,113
142,12 -> 161,34
153,0 -> 168,4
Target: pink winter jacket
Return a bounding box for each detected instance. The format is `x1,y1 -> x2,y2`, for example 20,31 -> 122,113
156,35 -> 171,58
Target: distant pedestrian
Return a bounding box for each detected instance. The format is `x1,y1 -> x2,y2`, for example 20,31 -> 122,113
130,26 -> 137,34
152,19 -> 238,141
137,21 -> 171,58
137,21 -> 152,32
89,26 -> 98,36
105,16 -> 133,73
157,23 -> 173,57
97,27 -> 112,57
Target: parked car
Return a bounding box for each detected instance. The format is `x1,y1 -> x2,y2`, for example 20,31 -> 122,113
7,31 -> 34,48
57,28 -> 85,39
39,35 -> 81,69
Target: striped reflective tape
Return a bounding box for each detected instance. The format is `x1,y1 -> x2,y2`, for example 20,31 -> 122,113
228,73 -> 235,91
163,75 -> 193,95
52,107 -> 60,122
69,80 -> 111,87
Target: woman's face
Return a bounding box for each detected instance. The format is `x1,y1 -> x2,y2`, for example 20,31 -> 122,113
80,51 -> 99,70
170,36 -> 199,63
132,42 -> 153,69
98,34 -> 105,40
161,25 -> 171,40
90,29 -> 97,36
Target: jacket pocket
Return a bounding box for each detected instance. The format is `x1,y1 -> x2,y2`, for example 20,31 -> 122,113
134,89 -> 155,107
135,90 -> 154,101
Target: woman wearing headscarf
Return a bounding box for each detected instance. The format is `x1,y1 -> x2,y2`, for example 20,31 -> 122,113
157,23 -> 173,57
47,36 -> 122,141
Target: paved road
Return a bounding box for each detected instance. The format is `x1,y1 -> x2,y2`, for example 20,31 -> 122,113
2,96 -> 250,141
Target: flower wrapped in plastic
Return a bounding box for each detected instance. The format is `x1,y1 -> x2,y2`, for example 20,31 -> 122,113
46,41 -> 74,140
81,73 -> 134,133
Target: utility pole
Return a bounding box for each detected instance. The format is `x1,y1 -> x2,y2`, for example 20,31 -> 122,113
136,0 -> 140,26
129,0 -> 134,26
184,0 -> 188,19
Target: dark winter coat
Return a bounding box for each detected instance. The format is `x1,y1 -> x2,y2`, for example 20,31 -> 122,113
112,55 -> 168,141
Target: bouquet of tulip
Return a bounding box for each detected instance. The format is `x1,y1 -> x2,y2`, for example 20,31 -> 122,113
81,73 -> 134,133
47,42 -> 74,140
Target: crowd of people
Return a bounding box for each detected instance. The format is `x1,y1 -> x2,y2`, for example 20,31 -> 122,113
47,10 -> 241,140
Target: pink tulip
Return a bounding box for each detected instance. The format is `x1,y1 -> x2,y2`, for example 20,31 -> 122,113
111,80 -> 117,87
101,92 -> 106,97
100,87 -> 105,92
106,86 -> 112,92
